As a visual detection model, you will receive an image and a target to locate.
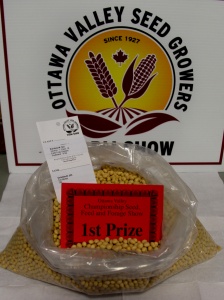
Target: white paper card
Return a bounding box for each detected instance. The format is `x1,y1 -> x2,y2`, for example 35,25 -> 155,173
36,116 -> 96,201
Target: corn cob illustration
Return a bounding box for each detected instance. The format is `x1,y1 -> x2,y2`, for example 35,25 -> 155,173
130,54 -> 156,94
119,54 -> 157,107
85,52 -> 118,108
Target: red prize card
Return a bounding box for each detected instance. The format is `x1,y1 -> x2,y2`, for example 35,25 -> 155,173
61,183 -> 163,248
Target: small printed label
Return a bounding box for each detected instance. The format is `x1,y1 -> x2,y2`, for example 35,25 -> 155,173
61,183 -> 163,247
36,117 -> 96,202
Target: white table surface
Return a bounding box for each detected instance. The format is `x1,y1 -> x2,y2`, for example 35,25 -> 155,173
0,172 -> 224,300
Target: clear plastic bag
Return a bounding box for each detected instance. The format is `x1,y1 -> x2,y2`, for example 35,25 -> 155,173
0,219 -> 220,295
20,142 -> 198,280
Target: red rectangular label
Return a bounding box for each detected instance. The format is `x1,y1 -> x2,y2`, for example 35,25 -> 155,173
61,183 -> 163,248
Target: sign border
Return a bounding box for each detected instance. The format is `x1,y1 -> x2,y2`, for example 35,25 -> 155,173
0,0 -> 223,167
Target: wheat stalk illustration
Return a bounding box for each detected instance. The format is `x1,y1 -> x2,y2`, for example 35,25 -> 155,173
85,52 -> 118,108
119,54 -> 157,108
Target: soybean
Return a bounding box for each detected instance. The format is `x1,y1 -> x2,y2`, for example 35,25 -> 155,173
0,221 -> 220,295
0,164 -> 221,295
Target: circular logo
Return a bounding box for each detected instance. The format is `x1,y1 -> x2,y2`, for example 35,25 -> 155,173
66,27 -> 177,138
63,119 -> 79,134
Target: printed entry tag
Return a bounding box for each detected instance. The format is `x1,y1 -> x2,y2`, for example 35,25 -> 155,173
36,117 -> 96,202
61,183 -> 164,248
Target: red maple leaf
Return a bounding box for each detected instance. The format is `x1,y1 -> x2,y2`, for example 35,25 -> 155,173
113,50 -> 128,65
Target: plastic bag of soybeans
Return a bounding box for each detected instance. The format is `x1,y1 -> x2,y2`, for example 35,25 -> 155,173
0,143 -> 221,295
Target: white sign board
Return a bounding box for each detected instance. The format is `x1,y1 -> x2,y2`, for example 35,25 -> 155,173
0,0 -> 223,173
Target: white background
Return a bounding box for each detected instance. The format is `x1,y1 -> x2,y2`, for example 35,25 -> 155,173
0,0 -> 224,172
